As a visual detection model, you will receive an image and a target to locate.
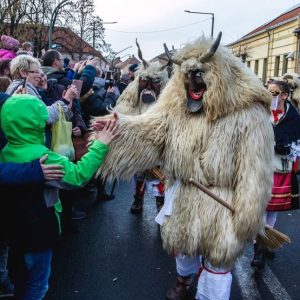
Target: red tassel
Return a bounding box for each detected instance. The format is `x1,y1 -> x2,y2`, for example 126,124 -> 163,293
293,159 -> 299,173
157,182 -> 165,194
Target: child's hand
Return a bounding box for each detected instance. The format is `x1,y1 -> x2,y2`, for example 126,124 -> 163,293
92,112 -> 119,131
95,119 -> 119,145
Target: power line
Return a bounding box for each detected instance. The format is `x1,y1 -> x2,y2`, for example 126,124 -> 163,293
106,18 -> 211,34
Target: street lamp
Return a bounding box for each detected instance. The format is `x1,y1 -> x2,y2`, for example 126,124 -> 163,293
121,54 -> 130,59
184,10 -> 214,38
114,46 -> 133,56
49,0 -> 70,49
92,21 -> 118,48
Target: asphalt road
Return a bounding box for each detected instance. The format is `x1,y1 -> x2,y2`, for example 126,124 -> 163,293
44,180 -> 300,300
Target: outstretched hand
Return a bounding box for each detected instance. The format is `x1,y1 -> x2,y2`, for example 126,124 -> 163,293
92,112 -> 119,132
94,118 -> 119,145
39,154 -> 65,180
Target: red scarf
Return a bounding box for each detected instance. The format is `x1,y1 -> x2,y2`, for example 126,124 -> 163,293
272,109 -> 283,123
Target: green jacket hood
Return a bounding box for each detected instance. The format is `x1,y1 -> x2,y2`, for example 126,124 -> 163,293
1,94 -> 48,146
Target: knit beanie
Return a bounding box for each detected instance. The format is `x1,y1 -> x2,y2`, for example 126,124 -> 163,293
1,35 -> 20,50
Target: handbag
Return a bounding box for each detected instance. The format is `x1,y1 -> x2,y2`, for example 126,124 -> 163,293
72,133 -> 90,162
51,104 -> 75,161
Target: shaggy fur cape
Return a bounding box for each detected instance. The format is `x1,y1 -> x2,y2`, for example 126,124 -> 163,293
114,62 -> 169,115
282,73 -> 300,112
95,37 -> 274,268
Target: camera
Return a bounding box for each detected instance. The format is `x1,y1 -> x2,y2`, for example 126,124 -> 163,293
105,79 -> 114,89
104,71 -> 114,89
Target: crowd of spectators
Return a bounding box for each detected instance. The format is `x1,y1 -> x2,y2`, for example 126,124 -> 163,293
0,34 -> 134,299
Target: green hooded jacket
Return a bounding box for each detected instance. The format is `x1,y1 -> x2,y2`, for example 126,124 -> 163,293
0,94 -> 109,251
0,94 -> 109,207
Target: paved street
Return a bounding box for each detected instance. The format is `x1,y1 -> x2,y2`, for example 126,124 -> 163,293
44,180 -> 300,300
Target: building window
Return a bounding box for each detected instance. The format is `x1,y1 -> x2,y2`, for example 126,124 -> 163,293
274,56 -> 280,77
254,60 -> 259,75
247,61 -> 251,68
241,54 -> 247,63
282,54 -> 288,75
262,58 -> 268,83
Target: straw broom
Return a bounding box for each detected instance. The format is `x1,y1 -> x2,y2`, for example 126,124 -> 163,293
147,168 -> 291,249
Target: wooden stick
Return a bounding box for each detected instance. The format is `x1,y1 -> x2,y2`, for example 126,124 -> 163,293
140,178 -> 146,194
147,167 -> 165,184
189,178 -> 235,214
189,178 -> 291,249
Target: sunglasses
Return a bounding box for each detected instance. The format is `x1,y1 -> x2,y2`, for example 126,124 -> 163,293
27,70 -> 40,74
269,91 -> 281,96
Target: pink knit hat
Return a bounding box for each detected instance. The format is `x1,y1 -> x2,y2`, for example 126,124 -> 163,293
1,35 -> 20,50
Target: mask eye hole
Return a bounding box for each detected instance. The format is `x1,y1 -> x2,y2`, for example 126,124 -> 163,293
140,76 -> 161,86
187,70 -> 204,78
152,78 -> 161,85
140,76 -> 149,84
195,70 -> 204,77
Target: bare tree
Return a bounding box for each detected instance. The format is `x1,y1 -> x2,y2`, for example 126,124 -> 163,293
0,0 -> 113,59
69,0 -> 113,59
22,0 -> 54,56
0,0 -> 27,36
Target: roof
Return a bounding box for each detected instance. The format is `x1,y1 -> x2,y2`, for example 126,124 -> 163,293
52,27 -> 106,62
231,4 -> 300,44
1,23 -> 106,62
114,55 -> 140,69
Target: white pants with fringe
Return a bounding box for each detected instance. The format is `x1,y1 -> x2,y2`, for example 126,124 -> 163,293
157,182 -> 232,299
176,254 -> 232,300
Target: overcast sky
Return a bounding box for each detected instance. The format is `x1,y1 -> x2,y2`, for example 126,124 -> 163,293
94,0 -> 299,60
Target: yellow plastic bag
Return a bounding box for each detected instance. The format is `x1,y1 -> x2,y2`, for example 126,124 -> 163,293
51,104 -> 75,161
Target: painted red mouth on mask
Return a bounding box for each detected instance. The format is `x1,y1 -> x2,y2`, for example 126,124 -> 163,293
189,89 -> 206,101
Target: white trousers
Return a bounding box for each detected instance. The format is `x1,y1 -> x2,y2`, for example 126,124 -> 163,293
264,211 -> 278,228
176,254 -> 232,300
131,176 -> 164,197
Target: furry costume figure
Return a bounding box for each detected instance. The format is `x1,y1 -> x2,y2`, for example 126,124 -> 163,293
114,40 -> 169,213
114,60 -> 169,115
94,33 -> 274,269
281,73 -> 300,112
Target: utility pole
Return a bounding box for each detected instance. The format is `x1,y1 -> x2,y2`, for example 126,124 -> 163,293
93,21 -> 96,49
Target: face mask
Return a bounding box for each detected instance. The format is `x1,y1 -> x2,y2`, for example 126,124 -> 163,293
270,96 -> 279,110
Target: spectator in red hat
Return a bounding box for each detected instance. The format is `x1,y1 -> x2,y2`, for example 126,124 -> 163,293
0,35 -> 20,61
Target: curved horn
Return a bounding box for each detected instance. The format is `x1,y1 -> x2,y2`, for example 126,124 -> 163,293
163,43 -> 181,65
199,31 -> 222,63
158,56 -> 170,71
160,62 -> 172,71
136,38 -> 148,69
